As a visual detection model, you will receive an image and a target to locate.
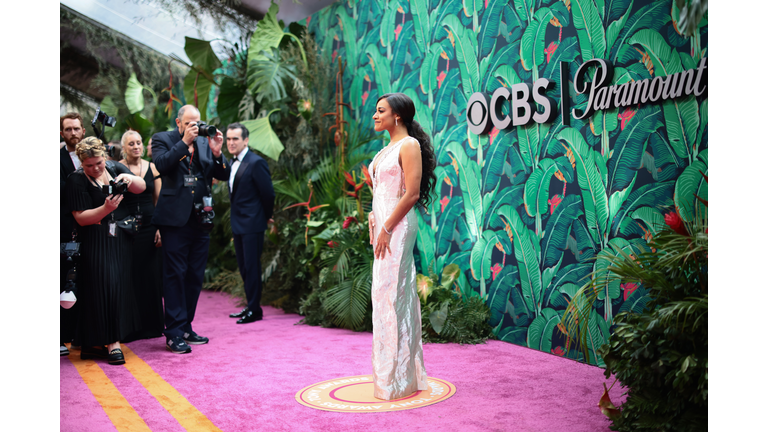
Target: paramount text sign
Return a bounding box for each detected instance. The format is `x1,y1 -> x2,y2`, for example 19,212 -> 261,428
466,57 -> 707,134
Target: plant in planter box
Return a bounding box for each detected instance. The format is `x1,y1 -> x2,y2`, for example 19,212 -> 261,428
419,263 -> 495,344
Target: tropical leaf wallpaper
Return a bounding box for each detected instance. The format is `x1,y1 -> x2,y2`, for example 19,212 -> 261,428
307,0 -> 708,365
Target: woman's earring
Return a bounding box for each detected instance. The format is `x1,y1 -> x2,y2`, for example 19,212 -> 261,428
396,118 -> 398,126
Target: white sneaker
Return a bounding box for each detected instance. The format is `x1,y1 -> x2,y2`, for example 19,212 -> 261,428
60,344 -> 69,356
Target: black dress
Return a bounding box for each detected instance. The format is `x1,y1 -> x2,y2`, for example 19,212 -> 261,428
121,164 -> 165,342
66,162 -> 140,347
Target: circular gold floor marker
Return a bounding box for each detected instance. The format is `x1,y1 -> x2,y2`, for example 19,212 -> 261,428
296,375 -> 456,412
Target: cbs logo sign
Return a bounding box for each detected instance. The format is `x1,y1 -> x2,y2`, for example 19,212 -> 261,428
466,78 -> 559,135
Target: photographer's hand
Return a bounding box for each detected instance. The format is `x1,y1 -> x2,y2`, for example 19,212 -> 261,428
154,229 -> 162,247
182,122 -> 199,148
114,173 -> 132,187
209,130 -> 224,158
103,194 -> 123,213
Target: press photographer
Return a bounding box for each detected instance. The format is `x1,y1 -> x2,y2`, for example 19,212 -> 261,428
151,105 -> 228,354
65,136 -> 146,366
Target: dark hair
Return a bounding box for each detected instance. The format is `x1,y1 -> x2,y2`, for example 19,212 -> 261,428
377,93 -> 437,210
60,112 -> 84,131
227,122 -> 250,140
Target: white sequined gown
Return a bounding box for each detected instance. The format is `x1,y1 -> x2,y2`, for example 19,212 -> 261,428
368,136 -> 428,400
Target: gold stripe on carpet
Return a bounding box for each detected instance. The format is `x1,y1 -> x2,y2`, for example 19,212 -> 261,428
121,346 -> 222,432
68,354 -> 152,432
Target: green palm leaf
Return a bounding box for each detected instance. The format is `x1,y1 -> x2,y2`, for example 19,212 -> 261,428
572,0 -> 607,61
610,1 -> 670,64
365,44 -> 392,96
674,149 -> 708,223
607,105 -> 664,194
527,307 -> 562,353
446,141 -> 483,241
611,181 -> 675,236
496,205 -> 542,316
524,158 -> 558,218
436,197 -> 464,256
557,127 -> 609,247
441,14 -> 480,98
541,195 -> 584,269
416,210 -> 437,275
488,265 -> 520,327
520,7 -> 554,73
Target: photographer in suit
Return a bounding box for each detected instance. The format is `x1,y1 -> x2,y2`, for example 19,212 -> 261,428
151,105 -> 228,354
224,123 -> 275,324
60,112 -> 86,356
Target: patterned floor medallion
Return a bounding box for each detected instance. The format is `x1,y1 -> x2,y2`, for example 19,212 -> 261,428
295,375 -> 456,412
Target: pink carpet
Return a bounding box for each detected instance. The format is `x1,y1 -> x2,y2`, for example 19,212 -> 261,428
60,291 -> 624,431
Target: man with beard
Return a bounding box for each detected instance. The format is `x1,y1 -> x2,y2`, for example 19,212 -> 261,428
60,112 -> 86,356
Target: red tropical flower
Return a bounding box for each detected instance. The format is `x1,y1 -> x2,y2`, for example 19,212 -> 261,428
343,216 -> 358,229
327,240 -> 338,248
664,211 -> 689,236
551,346 -> 566,356
332,50 -> 338,63
489,127 -> 500,145
617,108 -> 637,130
622,282 -> 639,301
440,196 -> 450,212
490,263 -> 503,280
548,194 -> 563,214
362,91 -> 369,106
394,24 -> 403,41
437,71 -> 447,89
544,42 -> 559,63
361,165 -> 373,187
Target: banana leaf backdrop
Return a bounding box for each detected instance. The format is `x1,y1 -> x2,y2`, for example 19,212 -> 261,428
306,0 -> 708,365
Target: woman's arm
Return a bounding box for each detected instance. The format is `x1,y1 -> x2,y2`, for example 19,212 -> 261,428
114,172 -> 146,194
72,195 -> 124,226
374,139 -> 422,259
150,162 -> 162,207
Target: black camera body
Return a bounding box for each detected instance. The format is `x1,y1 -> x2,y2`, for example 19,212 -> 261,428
102,179 -> 128,196
197,122 -> 218,138
92,107 -> 117,128
194,196 -> 215,231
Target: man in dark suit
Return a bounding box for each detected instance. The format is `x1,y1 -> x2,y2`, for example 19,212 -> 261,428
60,112 -> 85,356
151,105 -> 228,354
223,123 -> 275,324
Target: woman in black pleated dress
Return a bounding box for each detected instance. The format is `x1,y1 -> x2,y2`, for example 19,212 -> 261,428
66,137 -> 146,365
119,130 -> 165,342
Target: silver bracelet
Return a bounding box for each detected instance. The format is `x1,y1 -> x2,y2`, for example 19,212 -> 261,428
383,224 -> 393,235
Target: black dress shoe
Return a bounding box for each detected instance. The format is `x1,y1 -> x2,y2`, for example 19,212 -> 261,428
108,349 -> 125,365
229,307 -> 249,318
236,310 -> 263,324
81,346 -> 109,360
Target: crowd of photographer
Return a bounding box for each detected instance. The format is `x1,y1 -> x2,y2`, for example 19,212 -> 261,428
60,105 -> 275,365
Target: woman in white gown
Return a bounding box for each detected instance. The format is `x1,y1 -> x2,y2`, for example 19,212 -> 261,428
368,93 -> 437,400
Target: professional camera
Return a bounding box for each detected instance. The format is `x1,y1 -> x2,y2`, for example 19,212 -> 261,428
194,196 -> 215,231
102,179 -> 128,196
196,122 -> 218,138
92,107 -> 117,128
91,106 -> 117,140
105,144 -> 122,160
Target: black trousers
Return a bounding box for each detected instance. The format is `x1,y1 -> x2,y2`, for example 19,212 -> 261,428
158,214 -> 210,339
233,231 -> 265,316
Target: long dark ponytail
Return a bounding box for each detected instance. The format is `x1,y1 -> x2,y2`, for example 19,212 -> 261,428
378,93 -> 437,210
